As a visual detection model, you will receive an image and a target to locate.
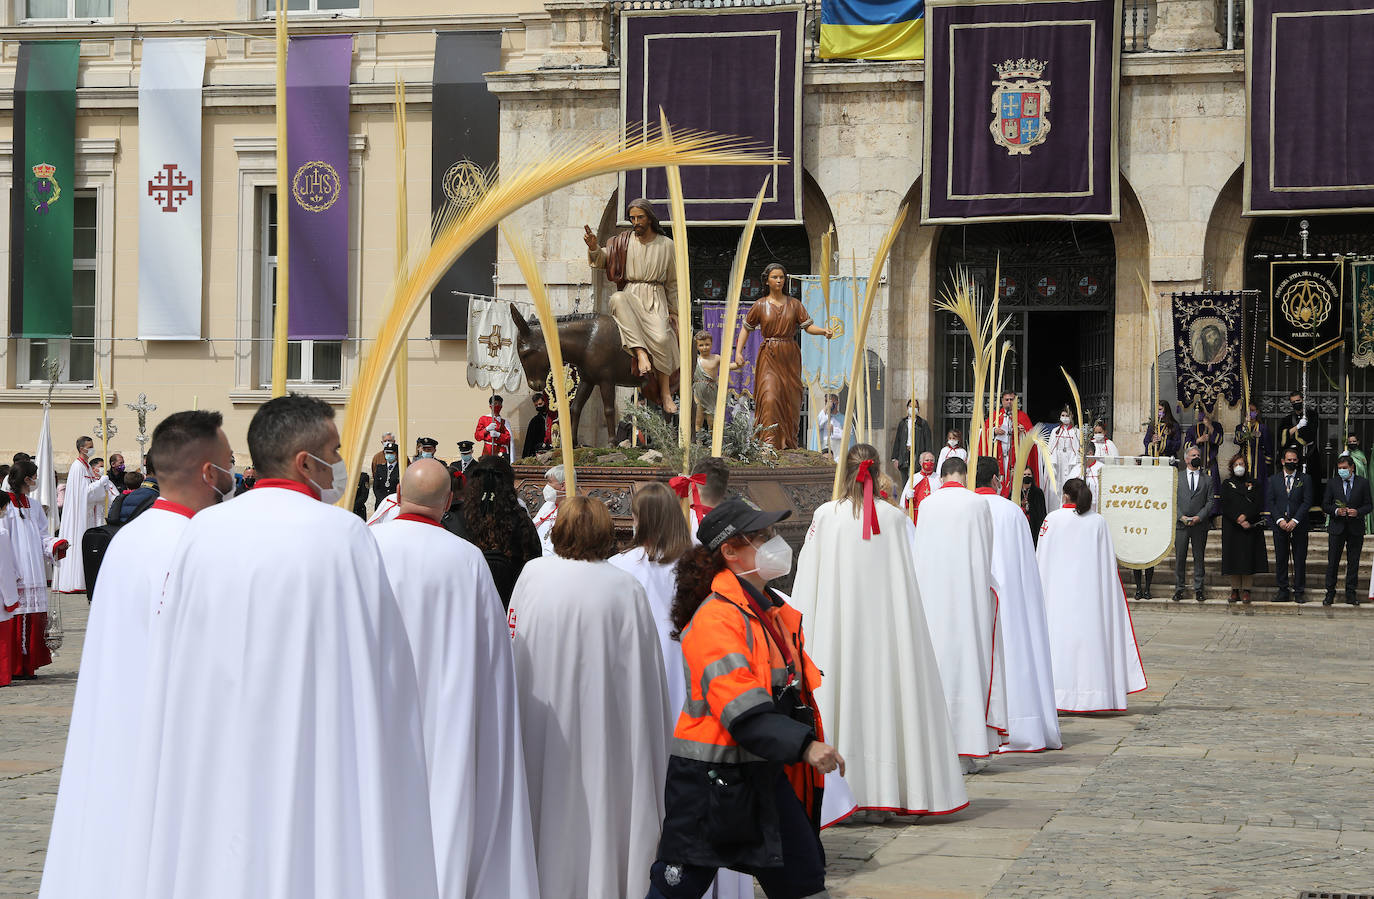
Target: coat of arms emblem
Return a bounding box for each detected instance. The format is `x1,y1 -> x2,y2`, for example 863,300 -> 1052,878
29,162 -> 61,213
990,58 -> 1051,156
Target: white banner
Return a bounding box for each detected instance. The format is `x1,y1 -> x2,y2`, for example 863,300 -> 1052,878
138,38 -> 205,339
1098,458 -> 1177,569
466,297 -> 529,392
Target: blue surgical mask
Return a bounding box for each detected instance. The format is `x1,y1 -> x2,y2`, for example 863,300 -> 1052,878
420,452 -> 434,459
384,453 -> 396,464
1340,468 -> 1353,481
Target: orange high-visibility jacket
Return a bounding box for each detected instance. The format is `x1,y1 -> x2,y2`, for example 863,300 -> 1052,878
673,568 -> 825,809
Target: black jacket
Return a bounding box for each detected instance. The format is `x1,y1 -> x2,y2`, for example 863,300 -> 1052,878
1323,474 -> 1373,536
523,411 -> 555,459
443,507 -> 542,609
372,460 -> 401,505
891,415 -> 933,473
1266,470 -> 1312,529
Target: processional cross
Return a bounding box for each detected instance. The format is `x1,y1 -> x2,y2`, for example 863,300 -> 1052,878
126,392 -> 158,463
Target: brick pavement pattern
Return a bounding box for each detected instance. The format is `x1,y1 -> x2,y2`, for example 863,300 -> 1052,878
2,598 -> 1373,898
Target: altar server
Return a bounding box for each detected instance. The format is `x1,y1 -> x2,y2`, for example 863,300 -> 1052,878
4,460 -> 64,678
54,436 -> 110,593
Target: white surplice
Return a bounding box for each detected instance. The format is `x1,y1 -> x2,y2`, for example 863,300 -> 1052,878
1036,507 -> 1147,712
41,503 -> 192,899
533,500 -> 558,556
912,483 -> 1008,757
608,547 -> 756,899
0,524 -> 19,624
793,499 -> 969,815
1046,426 -> 1082,512
54,457 -> 111,592
366,492 -> 399,526
936,445 -> 969,476
980,491 -> 1063,753
4,495 -> 55,614
371,516 -> 539,899
117,484 -> 438,899
508,557 -> 669,899
1085,439 -> 1120,509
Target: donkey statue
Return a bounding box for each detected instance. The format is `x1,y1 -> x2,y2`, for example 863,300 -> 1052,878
510,304 -> 676,447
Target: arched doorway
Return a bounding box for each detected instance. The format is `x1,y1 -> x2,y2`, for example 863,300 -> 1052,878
1246,214 -> 1374,453
933,222 -> 1117,439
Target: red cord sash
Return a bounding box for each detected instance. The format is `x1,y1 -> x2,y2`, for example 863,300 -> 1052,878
856,459 -> 881,540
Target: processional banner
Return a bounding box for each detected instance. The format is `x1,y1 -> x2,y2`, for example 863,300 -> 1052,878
921,0 -> 1121,224
1268,259 -> 1344,361
620,7 -> 803,224
432,31 -> 501,338
820,0 -> 925,61
1353,262 -> 1374,367
796,275 -> 863,392
9,41 -> 79,338
138,38 -> 206,340
1098,459 -> 1177,569
1170,292 -> 1245,412
1245,0 -> 1374,215
467,297 -> 529,393
286,35 -> 352,340
701,304 -> 762,397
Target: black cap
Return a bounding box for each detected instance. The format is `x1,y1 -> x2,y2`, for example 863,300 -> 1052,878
418,436 -> 438,448
383,442 -> 400,453
697,496 -> 791,552
457,440 -> 475,451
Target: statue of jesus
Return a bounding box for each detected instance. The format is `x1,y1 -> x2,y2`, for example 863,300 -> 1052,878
584,197 -> 679,414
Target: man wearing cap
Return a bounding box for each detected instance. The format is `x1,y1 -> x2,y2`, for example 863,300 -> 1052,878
584,198 -> 680,414
455,440 -> 477,474
475,396 -> 512,459
370,432 -> 397,470
414,436 -> 446,468
372,441 -> 402,511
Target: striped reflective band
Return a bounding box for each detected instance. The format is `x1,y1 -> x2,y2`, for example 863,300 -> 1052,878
671,737 -> 766,765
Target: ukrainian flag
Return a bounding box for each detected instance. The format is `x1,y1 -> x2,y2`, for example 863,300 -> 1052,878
820,0 -> 924,60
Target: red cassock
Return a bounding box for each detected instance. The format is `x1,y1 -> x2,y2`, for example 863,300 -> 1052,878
979,410 -> 1039,498
905,476 -> 933,524
474,415 -> 512,457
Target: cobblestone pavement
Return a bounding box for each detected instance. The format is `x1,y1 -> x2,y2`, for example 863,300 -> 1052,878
3,599 -> 1372,898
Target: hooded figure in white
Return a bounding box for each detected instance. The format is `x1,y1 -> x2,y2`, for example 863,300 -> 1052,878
792,449 -> 969,815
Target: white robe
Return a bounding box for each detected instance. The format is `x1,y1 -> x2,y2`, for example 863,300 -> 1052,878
4,496 -> 55,614
54,458 -> 111,592
1046,426 -> 1082,513
41,504 -> 192,899
533,500 -> 558,556
793,499 -> 968,815
1085,439 -> 1120,508
912,484 -> 1009,757
117,484 -> 438,899
980,492 -> 1063,753
509,557 -> 669,899
936,445 -> 969,476
608,547 -> 755,899
371,516 -> 539,899
1037,507 -> 1147,712
366,492 -> 400,526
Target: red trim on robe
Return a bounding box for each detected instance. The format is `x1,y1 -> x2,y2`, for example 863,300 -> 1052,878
395,512 -> 445,529
151,498 -> 195,519
254,478 -> 319,499
839,800 -> 972,819
974,487 -> 997,495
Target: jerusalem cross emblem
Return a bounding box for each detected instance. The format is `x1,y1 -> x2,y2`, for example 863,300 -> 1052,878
148,163 -> 193,212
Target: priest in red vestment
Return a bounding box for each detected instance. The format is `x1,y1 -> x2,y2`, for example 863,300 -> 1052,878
979,391 -> 1039,497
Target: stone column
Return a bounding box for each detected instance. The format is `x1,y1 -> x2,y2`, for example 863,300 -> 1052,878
542,0 -> 611,68
1148,0 -> 1223,51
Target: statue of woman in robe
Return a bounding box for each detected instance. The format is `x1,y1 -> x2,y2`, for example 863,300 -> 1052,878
732,263 -> 832,450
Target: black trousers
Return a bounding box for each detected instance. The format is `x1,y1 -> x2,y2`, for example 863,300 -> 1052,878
1273,527 -> 1309,593
1132,568 -> 1153,591
647,774 -> 827,899
1174,523 -> 1208,591
1326,530 -> 1364,595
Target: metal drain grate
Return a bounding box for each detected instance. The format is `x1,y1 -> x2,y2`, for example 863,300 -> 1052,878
1299,893 -> 1374,899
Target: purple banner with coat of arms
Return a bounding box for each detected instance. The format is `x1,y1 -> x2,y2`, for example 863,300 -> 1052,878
921,0 -> 1121,224
286,35 -> 352,340
1245,0 -> 1374,215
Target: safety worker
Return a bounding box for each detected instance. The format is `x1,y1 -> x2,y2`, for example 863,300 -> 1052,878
647,497 -> 844,899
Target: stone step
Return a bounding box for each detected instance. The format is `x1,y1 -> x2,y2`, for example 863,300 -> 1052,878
1116,531 -> 1374,594
1125,594 -> 1371,614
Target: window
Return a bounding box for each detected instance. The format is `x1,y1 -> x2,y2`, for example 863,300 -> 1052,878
260,0 -> 359,16
19,191 -> 96,385
22,0 -> 112,21
258,189 -> 343,386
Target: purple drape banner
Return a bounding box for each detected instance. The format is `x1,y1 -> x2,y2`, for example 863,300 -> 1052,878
620,8 -> 802,224
286,35 -> 351,340
1245,0 -> 1374,214
921,0 -> 1121,223
702,303 -> 762,398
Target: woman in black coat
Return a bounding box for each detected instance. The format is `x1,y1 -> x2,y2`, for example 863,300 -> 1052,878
1220,451 -> 1268,604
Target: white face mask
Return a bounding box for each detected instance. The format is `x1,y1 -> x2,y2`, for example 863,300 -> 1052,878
1060,415 -> 1072,425
947,439 -> 958,448
738,534 -> 793,582
81,445 -> 92,458
542,483 -> 558,503
1093,434 -> 1105,444
207,462 -> 236,504
306,452 -> 348,504
1233,465 -> 1246,477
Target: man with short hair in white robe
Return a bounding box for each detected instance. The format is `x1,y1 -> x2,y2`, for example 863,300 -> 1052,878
509,495 -> 669,899
53,435 -> 111,593
1038,478 -> 1148,712
117,394 -> 438,899
972,457 -> 1062,754
371,459 -> 539,899
912,455 -> 1009,764
532,464 -> 564,556
41,410 -> 236,899
793,449 -> 969,816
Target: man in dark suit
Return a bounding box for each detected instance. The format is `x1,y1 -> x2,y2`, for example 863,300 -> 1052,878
1323,454 -> 1372,605
1267,447 -> 1313,603
891,398 -> 933,487
1174,446 -> 1212,602
372,440 -> 401,509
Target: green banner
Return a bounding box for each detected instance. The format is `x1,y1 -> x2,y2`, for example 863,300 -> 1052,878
9,42 -> 78,338
1354,262 -> 1374,368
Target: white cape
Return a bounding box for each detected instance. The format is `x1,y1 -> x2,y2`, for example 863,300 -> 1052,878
54,458 -> 110,592
980,492 -> 1063,753
371,517 -> 539,899
366,492 -> 399,526
509,557 -> 669,899
1037,507 -> 1147,712
533,500 -> 558,556
793,499 -> 968,814
41,506 -> 191,899
609,547 -> 756,899
912,484 -> 1008,757
117,485 -> 438,899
